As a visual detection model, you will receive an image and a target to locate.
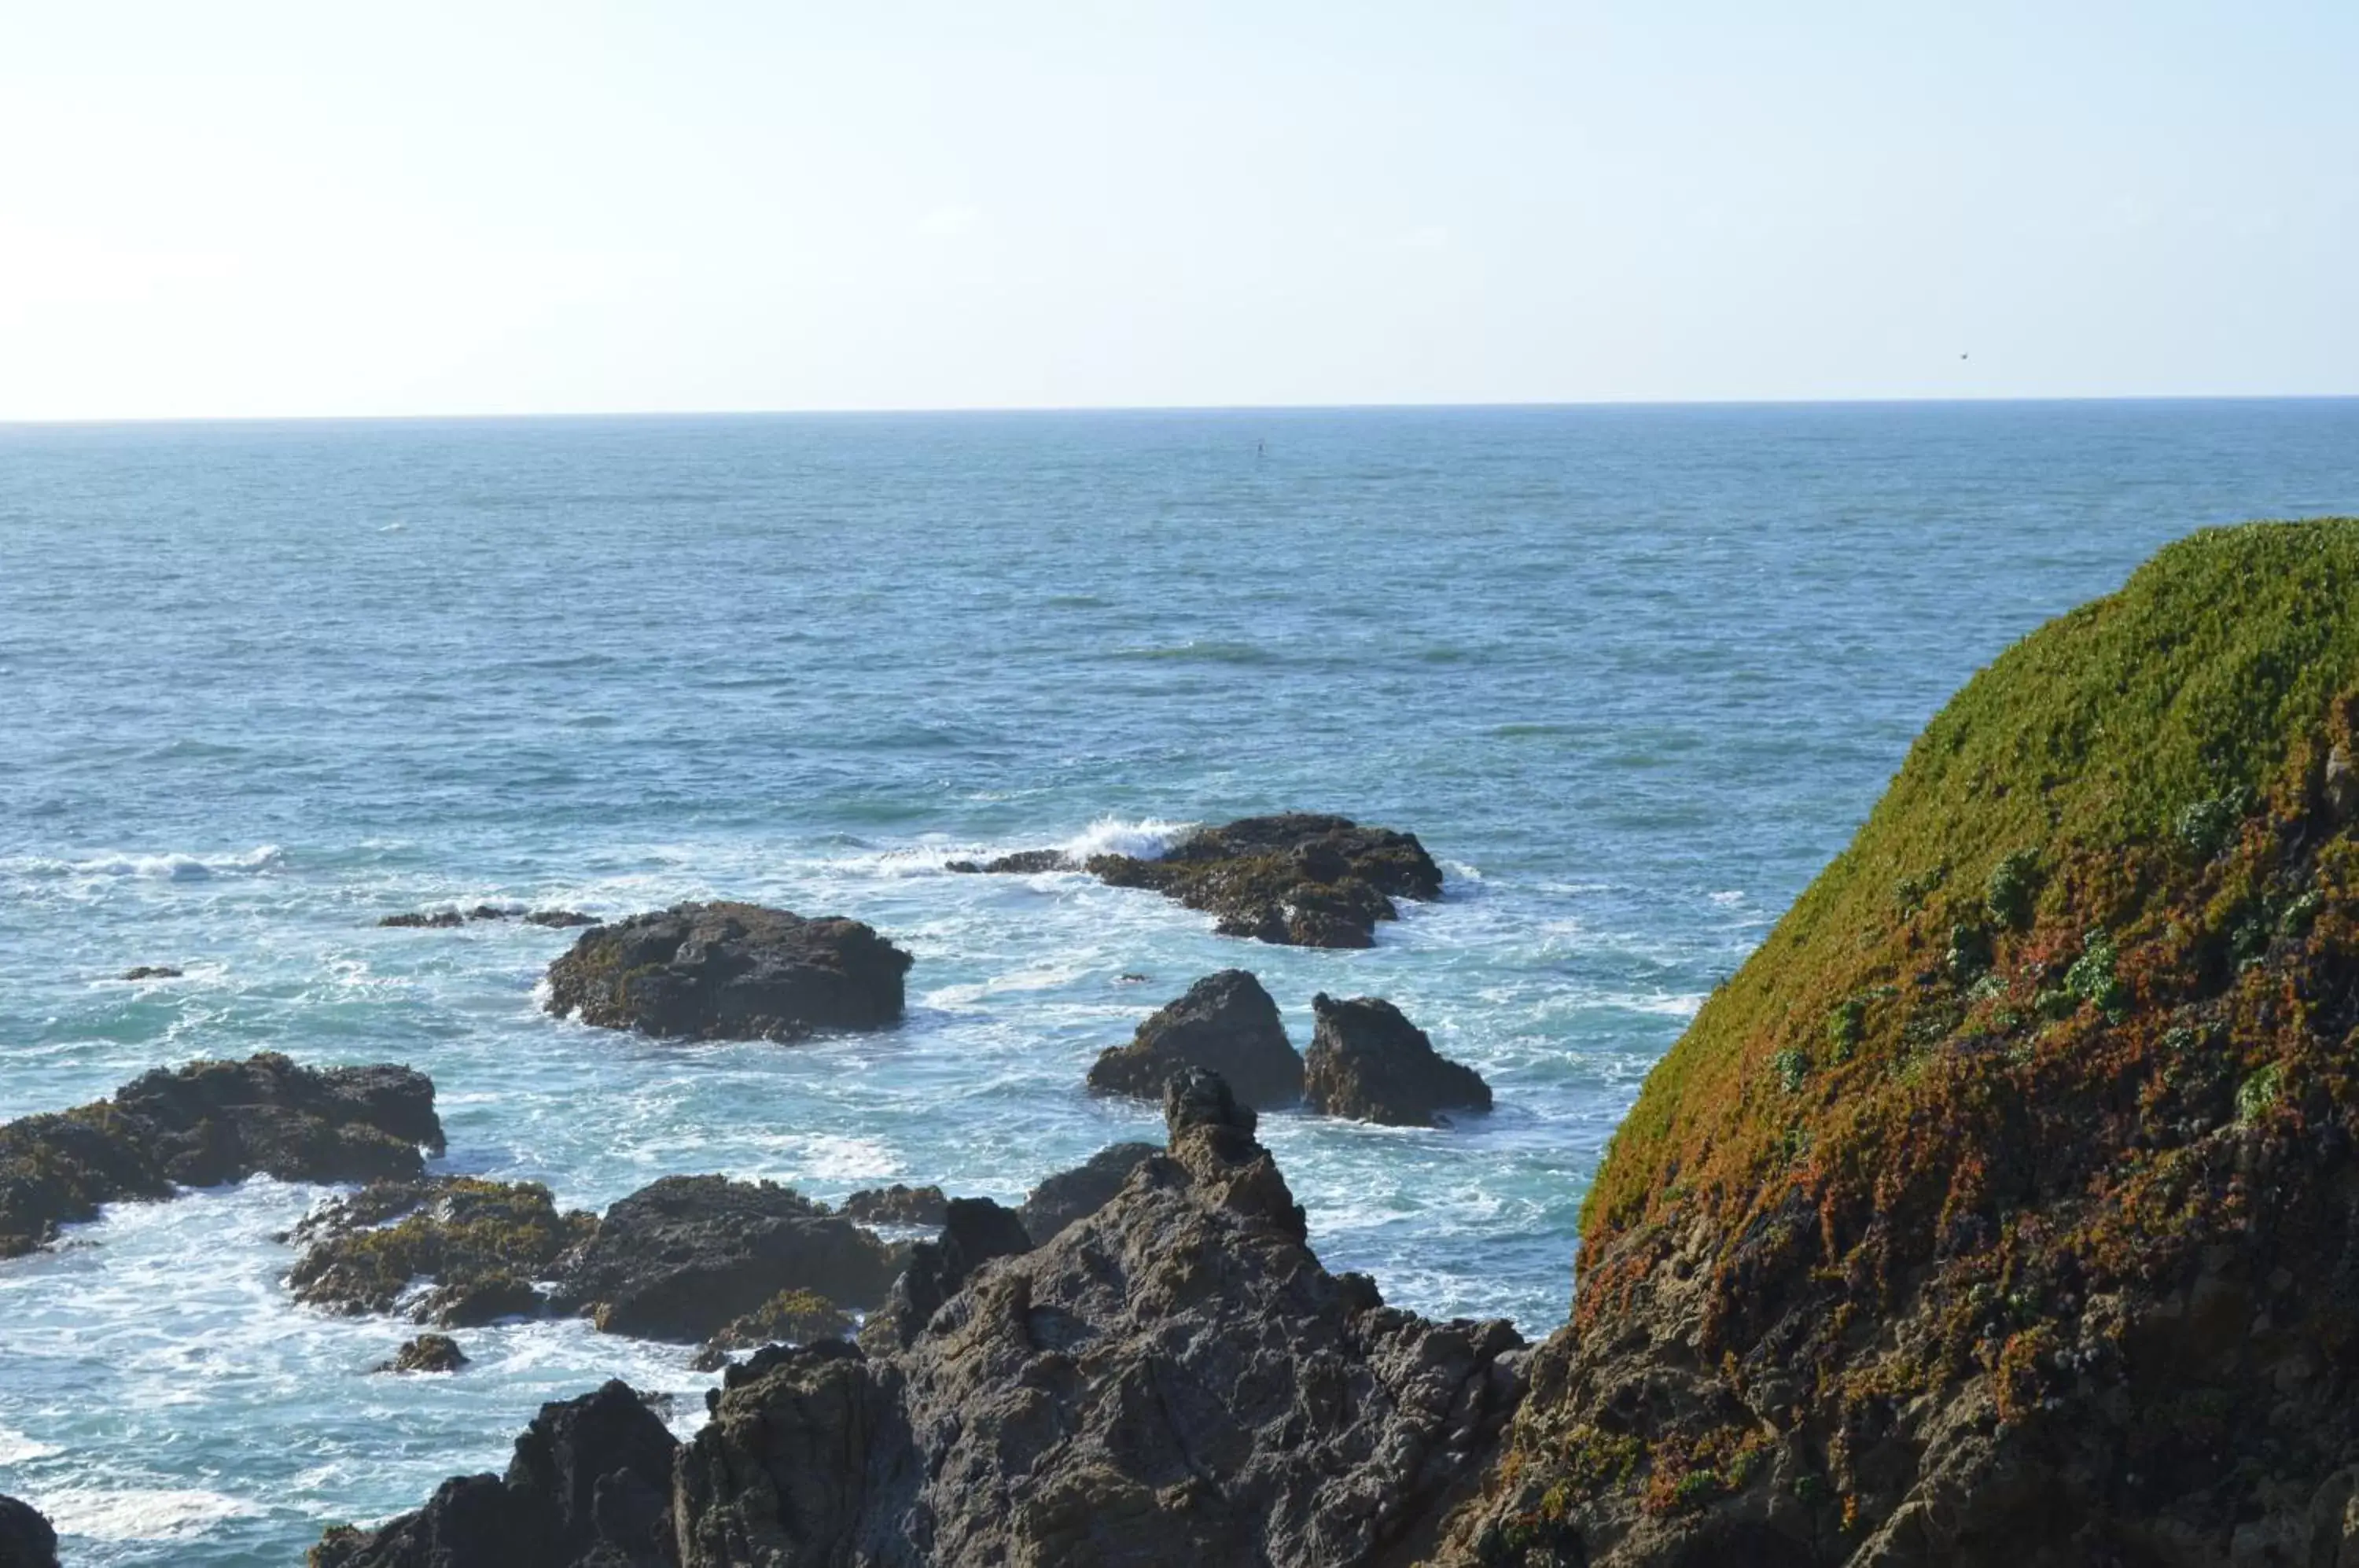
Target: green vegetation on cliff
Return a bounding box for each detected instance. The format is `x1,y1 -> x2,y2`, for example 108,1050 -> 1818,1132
1474,518 -> 2359,1563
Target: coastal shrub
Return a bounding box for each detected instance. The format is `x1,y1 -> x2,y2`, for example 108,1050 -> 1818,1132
2235,1062 -> 2283,1124
2063,929 -> 2128,1020
1769,1046 -> 1811,1094
1985,850 -> 2041,930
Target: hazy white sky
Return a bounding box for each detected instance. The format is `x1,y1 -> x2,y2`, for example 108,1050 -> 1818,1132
2,2 -> 2352,419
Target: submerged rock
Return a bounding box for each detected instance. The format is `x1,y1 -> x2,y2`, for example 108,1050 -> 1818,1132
548,1175 -> 903,1342
377,1334 -> 469,1374
310,1379 -> 676,1568
1087,968 -> 1305,1108
289,1176 -> 594,1326
381,906 -> 594,929
838,1182 -> 949,1226
543,901 -> 912,1041
690,1289 -> 852,1371
0,1053 -> 443,1259
1303,993 -> 1492,1127
118,964 -> 182,980
944,848 -> 1073,874
1444,521 -> 2359,1565
1015,1139 -> 1161,1244
1086,812 -> 1442,948
320,1068 -> 1525,1568
0,1496 -> 58,1568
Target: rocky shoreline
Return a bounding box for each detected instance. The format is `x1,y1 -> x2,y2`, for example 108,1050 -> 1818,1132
17,521 -> 2359,1568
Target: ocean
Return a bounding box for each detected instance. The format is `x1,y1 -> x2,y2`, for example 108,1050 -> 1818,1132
2,399 -> 2355,1563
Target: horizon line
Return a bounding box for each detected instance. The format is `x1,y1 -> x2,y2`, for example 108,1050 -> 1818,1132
5,391 -> 2358,430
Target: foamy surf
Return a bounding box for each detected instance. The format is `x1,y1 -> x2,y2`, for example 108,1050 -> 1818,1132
1058,816 -> 1194,862
35,1486 -> 260,1540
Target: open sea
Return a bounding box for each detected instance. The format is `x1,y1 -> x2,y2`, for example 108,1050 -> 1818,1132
2,399 -> 2356,1563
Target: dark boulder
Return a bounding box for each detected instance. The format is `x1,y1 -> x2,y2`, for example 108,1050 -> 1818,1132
1087,969 -> 1303,1107
838,1183 -> 948,1226
1085,813 -> 1441,948
522,910 -> 596,928
1302,994 -> 1492,1127
543,902 -> 911,1041
690,1289 -> 852,1372
119,965 -> 182,980
549,1176 -> 902,1342
377,1334 -> 470,1374
310,1380 -> 677,1568
944,848 -> 1073,874
288,1176 -> 594,1324
0,1054 -> 443,1259
1015,1140 -> 1160,1244
860,1195 -> 1033,1349
0,1496 -> 57,1568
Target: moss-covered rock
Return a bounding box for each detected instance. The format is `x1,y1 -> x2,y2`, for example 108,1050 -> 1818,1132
288,1176 -> 595,1325
0,1054 -> 443,1258
1085,813 -> 1442,948
1447,520 -> 2359,1564
690,1288 -> 852,1371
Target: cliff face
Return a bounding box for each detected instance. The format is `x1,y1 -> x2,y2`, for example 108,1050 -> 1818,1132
1450,520 -> 2359,1566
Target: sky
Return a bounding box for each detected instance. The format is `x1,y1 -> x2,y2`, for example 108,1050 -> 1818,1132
1,1 -> 2353,419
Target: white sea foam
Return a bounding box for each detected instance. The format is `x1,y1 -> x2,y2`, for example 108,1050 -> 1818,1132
0,1428 -> 60,1467
36,1485 -> 260,1540
1058,815 -> 1194,862
13,845 -> 284,882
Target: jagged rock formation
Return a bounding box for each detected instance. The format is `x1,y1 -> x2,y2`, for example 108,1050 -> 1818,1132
315,1069 -> 1527,1568
543,902 -> 912,1040
290,1173 -> 901,1340
311,1380 -> 676,1568
1087,968 -> 1305,1108
1445,520 -> 2359,1565
548,1175 -> 903,1342
1085,813 -> 1444,948
0,1495 -> 58,1568
377,1334 -> 469,1374
857,1194 -> 1036,1350
840,1183 -> 949,1226
1304,994 -> 1492,1127
1016,1140 -> 1161,1243
0,1053 -> 443,1258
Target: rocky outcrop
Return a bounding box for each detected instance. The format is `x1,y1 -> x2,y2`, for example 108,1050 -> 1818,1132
0,1496 -> 58,1568
944,848 -> 1073,874
1086,812 -> 1443,948
1015,1140 -> 1160,1243
1087,969 -> 1305,1107
690,1290 -> 852,1371
289,1177 -> 594,1326
1443,521 -> 2359,1566
840,1183 -> 949,1226
858,1195 -> 1034,1349
380,905 -> 594,929
1303,994 -> 1492,1127
543,902 -> 912,1041
377,1334 -> 469,1374
0,1053 -> 443,1258
310,1380 -> 675,1568
318,1068 -> 1525,1568
548,1176 -> 903,1342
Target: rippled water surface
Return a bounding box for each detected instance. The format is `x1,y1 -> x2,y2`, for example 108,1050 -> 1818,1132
3,402 -> 2357,1562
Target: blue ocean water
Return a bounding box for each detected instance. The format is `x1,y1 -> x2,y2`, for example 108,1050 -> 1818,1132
2,399 -> 2355,1562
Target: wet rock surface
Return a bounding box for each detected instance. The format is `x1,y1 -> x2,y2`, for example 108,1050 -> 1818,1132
332,1069 -> 1527,1568
0,1495 -> 58,1568
1015,1139 -> 1161,1244
377,1333 -> 469,1374
379,905 -> 595,929
548,1175 -> 903,1342
839,1183 -> 949,1227
1303,993 -> 1493,1127
0,1053 -> 443,1259
1087,968 -> 1305,1108
310,1379 -> 677,1568
944,848 -> 1073,874
118,964 -> 182,980
690,1288 -> 852,1371
1085,812 -> 1443,948
289,1176 -> 594,1325
543,901 -> 912,1041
